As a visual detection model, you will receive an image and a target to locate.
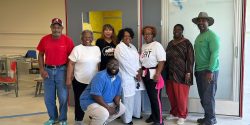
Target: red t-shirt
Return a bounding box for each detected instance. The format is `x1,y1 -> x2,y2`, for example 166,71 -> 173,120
37,34 -> 74,65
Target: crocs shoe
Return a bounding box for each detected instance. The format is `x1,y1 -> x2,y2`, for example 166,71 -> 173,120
44,120 -> 55,125
59,121 -> 68,125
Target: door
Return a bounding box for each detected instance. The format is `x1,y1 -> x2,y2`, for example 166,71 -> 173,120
161,0 -> 243,116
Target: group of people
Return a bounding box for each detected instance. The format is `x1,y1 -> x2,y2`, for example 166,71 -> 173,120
37,11 -> 219,125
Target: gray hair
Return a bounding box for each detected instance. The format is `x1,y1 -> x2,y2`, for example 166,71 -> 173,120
81,30 -> 93,39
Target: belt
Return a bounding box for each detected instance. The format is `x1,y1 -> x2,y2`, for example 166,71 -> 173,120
45,64 -> 66,69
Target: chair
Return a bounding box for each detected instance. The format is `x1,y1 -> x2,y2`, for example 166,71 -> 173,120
24,50 -> 39,74
34,77 -> 43,97
0,60 -> 18,97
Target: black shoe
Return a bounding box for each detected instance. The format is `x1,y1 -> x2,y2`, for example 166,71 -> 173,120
197,118 -> 205,123
126,121 -> 133,125
198,123 -> 214,125
132,116 -> 143,119
151,122 -> 164,125
145,117 -> 153,123
197,118 -> 217,124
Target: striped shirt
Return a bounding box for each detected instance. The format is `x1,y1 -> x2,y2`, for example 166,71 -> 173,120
165,38 -> 194,85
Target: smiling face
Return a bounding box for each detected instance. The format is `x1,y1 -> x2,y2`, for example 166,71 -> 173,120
143,28 -> 154,44
173,25 -> 183,39
123,31 -> 132,45
106,59 -> 119,76
197,18 -> 209,32
103,28 -> 113,39
81,31 -> 93,46
50,24 -> 63,38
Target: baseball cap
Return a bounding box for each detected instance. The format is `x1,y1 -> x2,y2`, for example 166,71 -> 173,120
51,18 -> 63,26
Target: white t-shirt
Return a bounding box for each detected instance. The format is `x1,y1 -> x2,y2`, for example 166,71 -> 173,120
140,41 -> 166,68
69,44 -> 101,84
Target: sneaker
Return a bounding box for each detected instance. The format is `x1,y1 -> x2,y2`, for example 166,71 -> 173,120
177,118 -> 185,125
59,121 -> 68,125
44,120 -> 55,125
74,121 -> 83,125
165,114 -> 177,120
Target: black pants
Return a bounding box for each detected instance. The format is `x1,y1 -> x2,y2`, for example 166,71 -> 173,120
142,69 -> 163,124
72,77 -> 88,121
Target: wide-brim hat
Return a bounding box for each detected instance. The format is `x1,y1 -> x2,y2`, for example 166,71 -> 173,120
192,12 -> 214,26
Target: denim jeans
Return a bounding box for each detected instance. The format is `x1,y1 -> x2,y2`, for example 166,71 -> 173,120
44,66 -> 68,121
195,70 -> 218,124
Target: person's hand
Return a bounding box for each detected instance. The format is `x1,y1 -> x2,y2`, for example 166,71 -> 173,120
206,72 -> 213,84
66,79 -> 72,89
40,69 -> 48,79
135,74 -> 141,81
153,73 -> 160,82
185,73 -> 191,84
107,106 -> 116,115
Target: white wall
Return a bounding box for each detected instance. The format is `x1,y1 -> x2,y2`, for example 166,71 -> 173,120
0,0 -> 66,55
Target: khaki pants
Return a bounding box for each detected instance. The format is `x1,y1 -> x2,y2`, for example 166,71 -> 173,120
83,103 -> 126,125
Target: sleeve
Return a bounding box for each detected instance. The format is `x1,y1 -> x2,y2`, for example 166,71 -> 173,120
95,39 -> 102,49
90,74 -> 104,96
208,33 -> 220,71
37,37 -> 45,52
155,42 -> 166,61
96,47 -> 101,62
68,47 -> 78,62
114,45 -> 138,77
116,77 -> 122,96
186,40 -> 194,73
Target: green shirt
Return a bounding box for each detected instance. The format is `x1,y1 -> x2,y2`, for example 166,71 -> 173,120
194,29 -> 220,72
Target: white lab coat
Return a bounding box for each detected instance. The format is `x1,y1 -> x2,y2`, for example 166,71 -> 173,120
114,42 -> 141,97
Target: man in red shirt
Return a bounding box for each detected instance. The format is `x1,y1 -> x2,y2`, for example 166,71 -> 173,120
37,18 -> 74,125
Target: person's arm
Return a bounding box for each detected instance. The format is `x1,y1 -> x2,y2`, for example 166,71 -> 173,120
154,61 -> 165,81
207,33 -> 220,82
92,95 -> 116,115
154,43 -> 166,81
113,95 -> 121,106
185,40 -> 195,84
38,52 -> 48,78
66,60 -> 75,88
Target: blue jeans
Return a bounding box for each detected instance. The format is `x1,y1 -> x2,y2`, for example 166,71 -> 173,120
44,66 -> 68,121
195,70 -> 218,124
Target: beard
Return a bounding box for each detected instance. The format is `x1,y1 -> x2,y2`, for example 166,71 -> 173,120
107,68 -> 119,76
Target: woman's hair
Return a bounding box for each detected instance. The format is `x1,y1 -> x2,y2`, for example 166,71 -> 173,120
142,26 -> 157,37
101,24 -> 117,45
174,24 -> 184,31
81,30 -> 93,40
117,28 -> 134,42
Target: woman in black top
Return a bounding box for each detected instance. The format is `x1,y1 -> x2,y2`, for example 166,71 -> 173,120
96,24 -> 117,70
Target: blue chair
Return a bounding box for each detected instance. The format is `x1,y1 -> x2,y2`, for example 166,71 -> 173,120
25,50 -> 37,59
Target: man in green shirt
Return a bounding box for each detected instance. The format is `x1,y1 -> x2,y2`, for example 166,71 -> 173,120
192,12 -> 220,125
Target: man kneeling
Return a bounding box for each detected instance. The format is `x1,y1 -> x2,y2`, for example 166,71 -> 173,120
80,58 -> 125,125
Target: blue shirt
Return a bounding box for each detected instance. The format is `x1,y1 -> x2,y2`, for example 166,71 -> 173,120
80,70 -> 122,111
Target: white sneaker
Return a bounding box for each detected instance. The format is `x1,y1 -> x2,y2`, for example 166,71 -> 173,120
177,118 -> 185,125
74,121 -> 83,125
165,114 -> 177,120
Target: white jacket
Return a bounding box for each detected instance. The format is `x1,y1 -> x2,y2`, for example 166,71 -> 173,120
115,42 -> 141,97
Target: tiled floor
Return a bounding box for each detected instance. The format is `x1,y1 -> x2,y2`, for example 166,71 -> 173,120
0,72 -> 249,125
